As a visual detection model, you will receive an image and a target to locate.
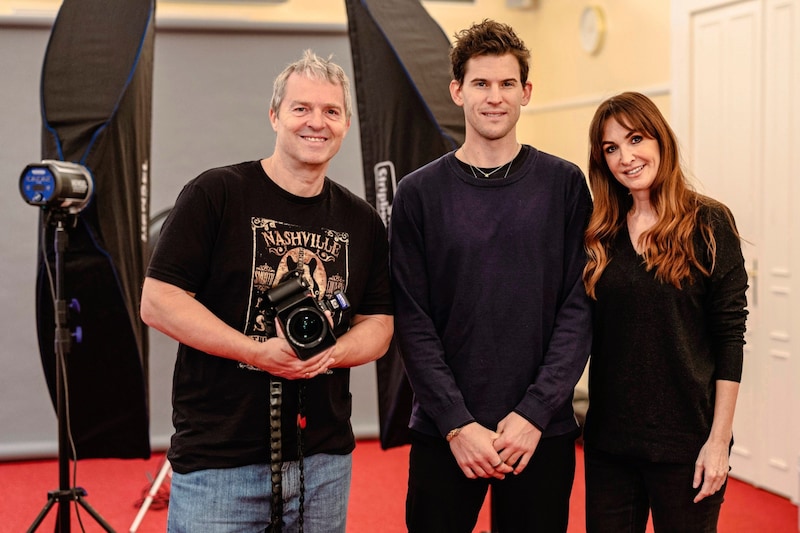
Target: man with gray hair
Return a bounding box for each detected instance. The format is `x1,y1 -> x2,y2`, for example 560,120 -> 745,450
141,49 -> 393,532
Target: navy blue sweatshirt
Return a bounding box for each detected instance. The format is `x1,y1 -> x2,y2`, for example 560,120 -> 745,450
389,146 -> 593,439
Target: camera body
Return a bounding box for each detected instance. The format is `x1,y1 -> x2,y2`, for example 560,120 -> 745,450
266,274 -> 350,360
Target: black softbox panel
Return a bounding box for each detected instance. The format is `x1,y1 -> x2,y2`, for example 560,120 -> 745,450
345,0 -> 465,449
35,0 -> 154,459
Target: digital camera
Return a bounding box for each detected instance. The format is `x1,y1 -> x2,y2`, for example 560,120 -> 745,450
266,274 -> 350,360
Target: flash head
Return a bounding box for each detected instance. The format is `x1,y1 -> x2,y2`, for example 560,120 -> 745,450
19,160 -> 94,214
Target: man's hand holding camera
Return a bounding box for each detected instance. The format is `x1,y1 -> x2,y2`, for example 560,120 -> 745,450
254,270 -> 351,380
264,315 -> 336,381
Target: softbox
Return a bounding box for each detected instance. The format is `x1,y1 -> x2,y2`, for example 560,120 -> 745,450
35,0 -> 154,459
345,0 -> 465,449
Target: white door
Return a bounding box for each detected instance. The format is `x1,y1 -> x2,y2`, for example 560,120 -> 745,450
688,0 -> 763,488
759,0 -> 800,502
672,0 -> 800,502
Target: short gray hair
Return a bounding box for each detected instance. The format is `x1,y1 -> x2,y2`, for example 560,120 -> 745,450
270,49 -> 352,120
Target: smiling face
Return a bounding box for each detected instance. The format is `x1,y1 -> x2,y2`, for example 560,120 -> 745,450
449,53 -> 532,144
269,72 -> 350,170
601,117 -> 661,195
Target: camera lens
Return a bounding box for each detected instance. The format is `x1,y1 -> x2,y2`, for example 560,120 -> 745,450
285,307 -> 326,348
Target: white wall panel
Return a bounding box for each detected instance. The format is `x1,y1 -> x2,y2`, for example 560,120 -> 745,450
762,0 -> 800,500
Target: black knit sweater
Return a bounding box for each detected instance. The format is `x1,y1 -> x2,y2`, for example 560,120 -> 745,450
583,203 -> 748,463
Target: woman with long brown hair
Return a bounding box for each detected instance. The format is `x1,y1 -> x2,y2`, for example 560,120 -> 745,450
581,92 -> 748,532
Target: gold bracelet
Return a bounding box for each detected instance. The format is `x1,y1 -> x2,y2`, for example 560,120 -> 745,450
445,426 -> 462,442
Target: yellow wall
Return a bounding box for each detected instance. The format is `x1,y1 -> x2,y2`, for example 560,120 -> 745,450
1,0 -> 671,172
422,0 -> 672,173
417,0 -> 671,174
0,0 -> 345,24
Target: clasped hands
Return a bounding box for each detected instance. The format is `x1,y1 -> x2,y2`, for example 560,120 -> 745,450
450,412 -> 542,480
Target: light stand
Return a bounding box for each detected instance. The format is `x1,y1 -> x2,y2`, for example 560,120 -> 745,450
20,161 -> 114,532
26,211 -> 115,533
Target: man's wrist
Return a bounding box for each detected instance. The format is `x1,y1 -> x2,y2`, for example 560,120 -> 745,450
445,426 -> 463,442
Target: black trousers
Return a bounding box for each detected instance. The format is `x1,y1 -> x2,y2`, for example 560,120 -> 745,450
406,429 -> 578,533
584,446 -> 727,533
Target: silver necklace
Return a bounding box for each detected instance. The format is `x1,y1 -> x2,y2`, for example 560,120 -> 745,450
464,144 -> 520,180
468,159 -> 513,180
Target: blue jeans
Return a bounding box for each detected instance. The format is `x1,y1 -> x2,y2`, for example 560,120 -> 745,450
584,446 -> 726,533
167,453 -> 352,533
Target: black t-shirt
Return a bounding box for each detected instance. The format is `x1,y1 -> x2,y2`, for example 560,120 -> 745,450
147,160 -> 392,474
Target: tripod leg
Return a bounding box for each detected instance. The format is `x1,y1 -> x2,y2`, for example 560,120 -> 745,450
75,494 -> 116,532
25,494 -> 57,533
28,488 -> 116,533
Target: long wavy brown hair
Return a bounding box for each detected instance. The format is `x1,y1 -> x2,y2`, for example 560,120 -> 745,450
583,92 -> 722,299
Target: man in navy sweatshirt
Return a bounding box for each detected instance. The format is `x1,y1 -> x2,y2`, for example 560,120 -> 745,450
389,19 -> 593,533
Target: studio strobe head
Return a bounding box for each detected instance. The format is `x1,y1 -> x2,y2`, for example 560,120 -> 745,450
19,160 -> 94,214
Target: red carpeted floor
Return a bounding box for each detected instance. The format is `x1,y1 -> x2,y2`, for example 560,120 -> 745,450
2,440 -> 797,532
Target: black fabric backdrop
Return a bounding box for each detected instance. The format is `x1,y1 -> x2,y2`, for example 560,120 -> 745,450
35,0 -> 154,459
345,0 -> 465,449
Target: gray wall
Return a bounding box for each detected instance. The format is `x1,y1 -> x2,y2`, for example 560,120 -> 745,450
0,16 -> 381,458
0,23 -> 54,458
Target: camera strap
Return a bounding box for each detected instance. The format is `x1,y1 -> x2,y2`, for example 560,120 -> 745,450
266,379 -> 308,533
296,382 -> 307,531
267,379 -> 284,533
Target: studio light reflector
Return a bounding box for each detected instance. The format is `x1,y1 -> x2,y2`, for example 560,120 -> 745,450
19,160 -> 94,214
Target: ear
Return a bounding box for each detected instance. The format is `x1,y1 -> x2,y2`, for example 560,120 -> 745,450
521,80 -> 533,106
269,107 -> 279,132
449,79 -> 464,107
342,117 -> 351,139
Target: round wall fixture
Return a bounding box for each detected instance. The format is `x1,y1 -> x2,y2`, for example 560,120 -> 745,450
579,5 -> 606,55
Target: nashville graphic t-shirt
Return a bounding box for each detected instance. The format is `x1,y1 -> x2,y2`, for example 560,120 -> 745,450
146,160 -> 391,472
